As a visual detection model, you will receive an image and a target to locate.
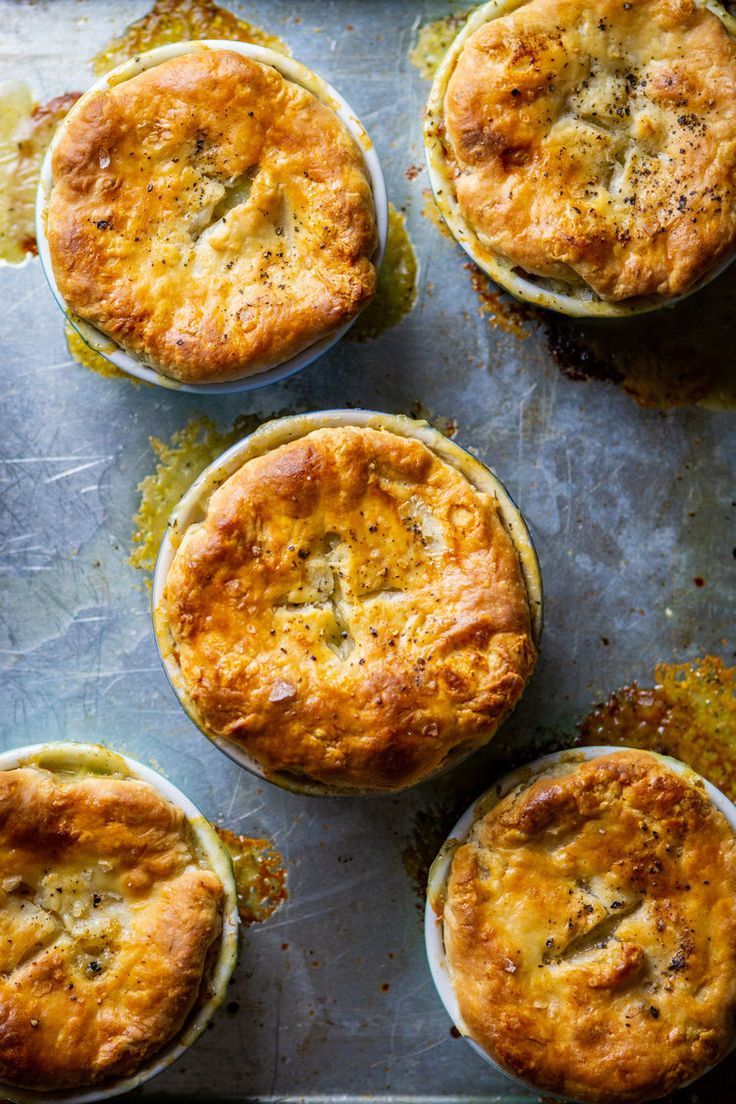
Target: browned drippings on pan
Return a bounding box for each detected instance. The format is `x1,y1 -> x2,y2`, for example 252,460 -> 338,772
214,826 -> 288,925
578,655 -> 736,799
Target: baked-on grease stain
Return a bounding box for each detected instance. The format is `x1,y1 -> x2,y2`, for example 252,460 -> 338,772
419,193 -> 535,339
214,826 -> 287,926
540,265 -> 736,410
464,263 -> 535,339
92,0 -> 290,76
578,656 -> 736,800
459,260 -> 736,410
459,259 -> 736,410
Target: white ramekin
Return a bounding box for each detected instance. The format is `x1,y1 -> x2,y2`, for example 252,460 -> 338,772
152,409 -> 543,797
36,40 -> 388,393
0,742 -> 239,1104
423,0 -> 736,318
425,744 -> 736,1101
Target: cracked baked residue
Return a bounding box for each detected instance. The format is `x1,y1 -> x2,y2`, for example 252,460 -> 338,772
444,0 -> 736,300
47,50 -> 377,383
163,425 -> 536,792
92,0 -> 290,77
0,766 -> 223,1090
444,750 -> 736,1102
214,826 -> 287,925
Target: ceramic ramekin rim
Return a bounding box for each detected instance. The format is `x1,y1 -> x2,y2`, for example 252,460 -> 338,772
424,744 -> 736,1102
0,741 -> 239,1104
35,38 -> 388,394
423,0 -> 736,319
151,408 -> 543,798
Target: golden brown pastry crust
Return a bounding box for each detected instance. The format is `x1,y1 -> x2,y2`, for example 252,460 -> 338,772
47,49 -> 377,382
444,750 -> 736,1103
0,766 -> 224,1090
444,0 -> 736,300
164,425 -> 536,791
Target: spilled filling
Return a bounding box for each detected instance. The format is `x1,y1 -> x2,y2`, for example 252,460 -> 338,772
349,204 -> 418,340
409,10 -> 472,81
0,84 -> 79,264
421,187 -> 452,241
130,414 -> 266,573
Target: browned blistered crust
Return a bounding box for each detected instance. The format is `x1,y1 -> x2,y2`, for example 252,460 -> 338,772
0,767 -> 223,1090
444,750 -> 736,1103
47,50 -> 377,382
164,426 -> 536,791
444,0 -> 736,300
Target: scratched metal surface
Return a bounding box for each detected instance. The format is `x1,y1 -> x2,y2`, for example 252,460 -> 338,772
0,1 -> 735,1101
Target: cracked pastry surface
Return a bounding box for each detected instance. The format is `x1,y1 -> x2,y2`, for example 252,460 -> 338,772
444,750 -> 736,1103
443,0 -> 736,301
163,425 -> 536,791
47,49 -> 377,382
0,766 -> 224,1090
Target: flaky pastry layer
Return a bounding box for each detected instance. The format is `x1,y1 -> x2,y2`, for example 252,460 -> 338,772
47,50 -> 377,382
444,0 -> 736,300
164,425 -> 536,791
0,767 -> 223,1090
444,750 -> 736,1102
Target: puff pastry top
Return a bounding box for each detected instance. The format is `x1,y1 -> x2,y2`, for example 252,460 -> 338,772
0,765 -> 224,1090
47,50 -> 377,382
164,425 -> 536,791
444,750 -> 736,1102
444,0 -> 736,300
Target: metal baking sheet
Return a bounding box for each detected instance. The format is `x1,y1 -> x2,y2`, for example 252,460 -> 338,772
0,2 -> 734,1101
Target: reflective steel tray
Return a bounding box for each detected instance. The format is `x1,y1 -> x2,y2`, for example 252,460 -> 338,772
0,2 -> 734,1101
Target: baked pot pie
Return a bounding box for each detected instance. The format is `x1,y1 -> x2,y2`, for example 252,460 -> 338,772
154,411 -> 542,796
424,0 -> 736,316
0,743 -> 237,1098
427,748 -> 736,1103
40,42 -> 382,388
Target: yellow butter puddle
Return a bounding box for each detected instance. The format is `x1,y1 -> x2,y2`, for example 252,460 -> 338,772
214,826 -> 287,925
349,204 -> 418,341
578,656 -> 736,801
93,0 -> 290,75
